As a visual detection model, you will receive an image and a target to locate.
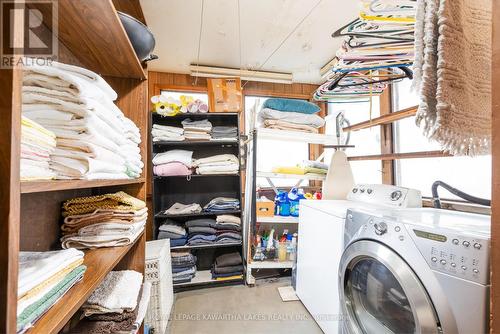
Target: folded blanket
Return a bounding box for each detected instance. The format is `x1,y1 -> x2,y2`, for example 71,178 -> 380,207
157,231 -> 187,240
61,221 -> 145,249
172,265 -> 197,273
215,252 -> 242,267
204,197 -> 240,212
164,202 -> 202,215
171,252 -> 196,266
18,249 -> 84,297
17,265 -> 86,333
152,124 -> 184,135
164,236 -> 188,247
193,154 -> 238,167
172,266 -> 196,278
216,215 -> 241,225
152,150 -> 193,167
62,207 -> 147,233
184,132 -> 211,140
262,98 -> 320,114
159,222 -> 186,235
259,108 -> 325,128
213,264 -> 244,275
188,234 -> 216,243
216,232 -> 242,241
181,118 -> 212,132
82,270 -> 143,316
196,164 -> 239,175
185,218 -> 217,228
75,220 -> 145,236
154,162 -> 192,176
263,119 -> 319,133
50,155 -> 126,179
62,191 -> 146,217
188,226 -> 217,235
215,224 -> 241,232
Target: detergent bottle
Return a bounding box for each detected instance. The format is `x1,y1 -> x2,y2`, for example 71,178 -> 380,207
288,187 -> 305,217
274,191 -> 290,216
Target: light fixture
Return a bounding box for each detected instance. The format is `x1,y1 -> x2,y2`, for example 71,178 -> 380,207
189,64 -> 293,84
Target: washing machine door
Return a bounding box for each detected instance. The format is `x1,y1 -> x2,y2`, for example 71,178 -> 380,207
339,240 -> 440,334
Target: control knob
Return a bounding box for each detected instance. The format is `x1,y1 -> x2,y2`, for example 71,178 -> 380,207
390,190 -> 403,201
374,222 -> 388,235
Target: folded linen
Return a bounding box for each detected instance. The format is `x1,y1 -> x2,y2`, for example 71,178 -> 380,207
193,154 -> 238,167
188,234 -> 216,244
262,98 -> 320,114
215,224 -> 241,232
164,202 -> 202,215
204,197 -> 240,212
17,265 -> 86,333
82,270 -> 143,316
181,118 -> 212,132
18,248 -> 85,297
263,119 -> 319,133
159,222 -> 186,235
216,215 -> 241,225
196,165 -> 239,175
152,150 -> 193,167
259,108 -> 325,128
152,124 -> 184,135
153,162 -> 192,176
158,231 -> 187,241
185,218 -> 217,228
62,191 -> 146,216
301,160 -> 329,170
188,226 -> 217,235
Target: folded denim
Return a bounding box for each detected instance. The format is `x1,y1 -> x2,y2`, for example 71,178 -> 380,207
185,218 -> 216,228
172,266 -> 196,278
188,234 -> 216,241
172,265 -> 196,274
168,237 -> 188,247
216,232 -> 242,241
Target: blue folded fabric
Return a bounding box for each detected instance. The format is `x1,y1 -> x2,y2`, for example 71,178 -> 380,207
169,237 -> 188,247
262,98 -> 320,114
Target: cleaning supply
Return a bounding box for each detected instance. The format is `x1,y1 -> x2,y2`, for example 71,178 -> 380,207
274,191 -> 290,216
288,188 -> 306,217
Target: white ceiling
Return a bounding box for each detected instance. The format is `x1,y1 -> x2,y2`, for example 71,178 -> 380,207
140,0 -> 358,83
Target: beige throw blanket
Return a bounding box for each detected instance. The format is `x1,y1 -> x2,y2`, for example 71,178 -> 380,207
413,0 -> 491,155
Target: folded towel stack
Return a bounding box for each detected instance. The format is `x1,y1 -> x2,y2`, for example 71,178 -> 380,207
204,197 -> 240,213
211,126 -> 238,141
215,215 -> 242,244
22,60 -> 143,180
171,252 -> 197,284
17,248 -> 86,333
163,202 -> 203,215
152,149 -> 193,177
68,270 -> 150,334
272,160 -> 329,176
151,124 -> 185,142
20,116 -> 57,181
258,98 -> 324,133
157,220 -> 188,247
181,118 -> 212,140
193,154 -> 239,175
60,191 -> 147,249
211,252 -> 244,281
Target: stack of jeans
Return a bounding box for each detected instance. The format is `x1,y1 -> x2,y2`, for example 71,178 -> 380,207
171,252 -> 196,284
186,219 -> 217,245
204,197 -> 240,213
211,252 -> 243,281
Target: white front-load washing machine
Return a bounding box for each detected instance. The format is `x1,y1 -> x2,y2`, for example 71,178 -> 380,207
339,208 -> 490,334
296,184 -> 422,333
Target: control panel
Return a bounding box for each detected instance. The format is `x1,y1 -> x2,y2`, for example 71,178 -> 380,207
347,184 -> 422,208
408,225 -> 490,285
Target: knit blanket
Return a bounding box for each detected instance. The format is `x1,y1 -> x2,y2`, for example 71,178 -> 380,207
413,0 -> 491,155
62,191 -> 146,216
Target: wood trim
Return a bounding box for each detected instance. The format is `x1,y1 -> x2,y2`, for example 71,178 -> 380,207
348,151 -> 452,161
380,90 -> 395,185
491,0 -> 500,330
344,106 -> 417,132
243,89 -> 311,100
153,83 -> 208,96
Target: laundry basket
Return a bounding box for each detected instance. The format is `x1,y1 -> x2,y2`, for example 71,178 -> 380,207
145,239 -> 173,334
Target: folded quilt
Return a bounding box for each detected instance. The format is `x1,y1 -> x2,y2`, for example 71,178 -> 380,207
259,108 -> 325,128
17,265 -> 86,333
164,202 -> 202,215
263,119 -> 319,133
62,191 -> 146,216
153,162 -> 192,176
18,248 -> 84,297
193,154 -> 238,167
262,98 -> 320,114
61,221 -> 145,249
216,215 -> 241,225
82,270 -> 143,316
152,150 -> 193,167
215,252 -> 242,267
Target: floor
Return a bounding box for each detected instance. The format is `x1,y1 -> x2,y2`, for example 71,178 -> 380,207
167,279 -> 323,334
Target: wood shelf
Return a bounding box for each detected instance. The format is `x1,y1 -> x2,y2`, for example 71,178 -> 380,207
32,0 -> 147,79
348,151 -> 452,161
343,106 -> 417,132
21,178 -> 145,194
26,237 -> 142,334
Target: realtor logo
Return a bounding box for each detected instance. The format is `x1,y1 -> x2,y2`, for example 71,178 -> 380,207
1,0 -> 58,68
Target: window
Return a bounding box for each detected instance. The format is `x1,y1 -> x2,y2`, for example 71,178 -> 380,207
245,96 -> 310,188
326,99 -> 383,184
392,79 -> 491,200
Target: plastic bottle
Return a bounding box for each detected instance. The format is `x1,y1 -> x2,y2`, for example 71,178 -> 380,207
288,188 -> 306,217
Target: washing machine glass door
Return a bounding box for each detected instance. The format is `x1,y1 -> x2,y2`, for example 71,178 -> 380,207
339,240 -> 439,334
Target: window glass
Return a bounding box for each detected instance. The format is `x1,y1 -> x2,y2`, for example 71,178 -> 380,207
392,81 -> 491,201
325,99 -> 382,184
245,96 -> 310,188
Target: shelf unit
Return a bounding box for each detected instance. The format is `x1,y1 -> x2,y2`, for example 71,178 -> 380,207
1,1 -> 149,332
151,112 -> 244,290
246,128 -> 338,285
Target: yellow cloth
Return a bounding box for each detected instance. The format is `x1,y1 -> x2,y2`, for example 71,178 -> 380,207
272,166 -> 306,175
215,275 -> 243,281
21,116 -> 57,148
62,191 -> 146,216
22,116 -> 56,140
18,258 -> 83,301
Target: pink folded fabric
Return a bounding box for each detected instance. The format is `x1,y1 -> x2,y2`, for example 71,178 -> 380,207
153,162 -> 192,176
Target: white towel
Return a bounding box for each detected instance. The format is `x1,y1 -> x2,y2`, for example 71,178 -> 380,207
76,220 -> 146,236
153,150 -> 193,167
258,108 -> 325,128
82,270 -> 143,315
193,154 -> 239,167
152,124 -> 184,135
50,156 -> 126,178
18,248 -> 84,297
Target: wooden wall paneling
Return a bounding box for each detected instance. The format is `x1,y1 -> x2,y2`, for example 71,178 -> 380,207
116,232 -> 146,273
380,90 -> 395,185
0,65 -> 22,333
112,0 -> 146,24
491,0 -> 499,330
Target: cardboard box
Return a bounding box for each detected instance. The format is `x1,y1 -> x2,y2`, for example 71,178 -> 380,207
207,77 -> 242,112
256,201 -> 275,217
